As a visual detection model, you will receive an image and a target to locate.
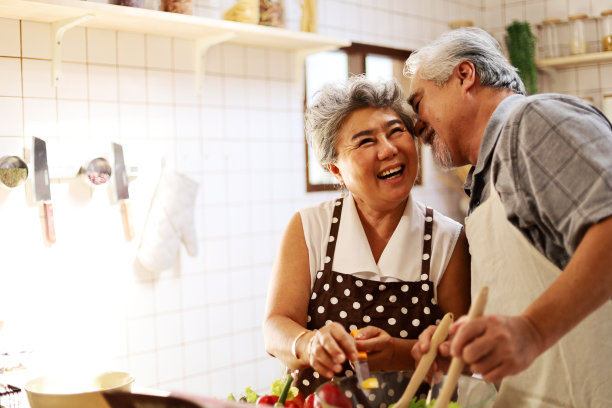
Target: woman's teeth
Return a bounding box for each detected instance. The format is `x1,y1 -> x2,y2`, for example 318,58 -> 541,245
378,165 -> 404,179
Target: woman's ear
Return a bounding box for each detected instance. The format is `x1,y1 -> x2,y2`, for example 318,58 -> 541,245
327,163 -> 343,184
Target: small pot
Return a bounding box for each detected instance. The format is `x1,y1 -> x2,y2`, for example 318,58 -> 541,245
0,155 -> 29,188
79,157 -> 112,187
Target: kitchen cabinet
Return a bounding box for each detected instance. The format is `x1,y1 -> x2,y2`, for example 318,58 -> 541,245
0,0 -> 350,88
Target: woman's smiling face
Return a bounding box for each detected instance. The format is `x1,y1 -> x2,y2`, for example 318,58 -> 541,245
329,107 -> 418,210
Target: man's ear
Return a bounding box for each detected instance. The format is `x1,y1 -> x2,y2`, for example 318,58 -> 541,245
328,163 -> 343,184
456,60 -> 476,88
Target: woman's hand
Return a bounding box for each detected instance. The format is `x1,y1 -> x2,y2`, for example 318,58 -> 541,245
351,326 -> 395,372
308,322 -> 359,378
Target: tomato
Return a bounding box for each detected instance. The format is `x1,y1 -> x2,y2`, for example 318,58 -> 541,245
304,393 -> 317,408
284,401 -> 300,408
290,391 -> 305,408
316,383 -> 352,408
257,394 -> 304,408
257,395 -> 279,406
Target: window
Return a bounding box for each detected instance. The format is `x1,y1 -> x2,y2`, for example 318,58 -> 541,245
304,43 -> 419,192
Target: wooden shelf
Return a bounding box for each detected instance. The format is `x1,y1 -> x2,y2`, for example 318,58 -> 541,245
537,51 -> 612,69
0,0 -> 350,52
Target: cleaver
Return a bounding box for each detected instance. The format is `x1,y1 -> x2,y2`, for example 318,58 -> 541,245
32,137 -> 56,244
112,142 -> 134,241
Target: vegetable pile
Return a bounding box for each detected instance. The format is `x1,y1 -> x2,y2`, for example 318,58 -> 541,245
228,375 -> 305,408
229,378 -> 461,408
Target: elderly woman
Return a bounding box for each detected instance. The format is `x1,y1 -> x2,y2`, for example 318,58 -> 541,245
263,75 -> 470,395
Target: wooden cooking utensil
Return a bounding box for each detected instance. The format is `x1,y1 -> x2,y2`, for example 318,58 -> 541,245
433,286 -> 489,408
394,312 -> 454,408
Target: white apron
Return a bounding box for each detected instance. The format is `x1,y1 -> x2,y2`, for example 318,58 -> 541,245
464,176 -> 612,407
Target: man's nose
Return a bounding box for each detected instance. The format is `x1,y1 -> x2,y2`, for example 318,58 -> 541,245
414,120 -> 427,138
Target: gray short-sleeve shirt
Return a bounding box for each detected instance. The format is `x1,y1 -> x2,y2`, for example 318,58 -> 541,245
463,93 -> 612,269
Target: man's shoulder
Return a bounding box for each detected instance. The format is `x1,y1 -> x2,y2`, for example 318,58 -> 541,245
505,93 -> 602,125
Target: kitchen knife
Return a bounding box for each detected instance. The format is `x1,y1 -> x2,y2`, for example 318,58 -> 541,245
112,142 -> 134,241
32,137 -> 55,244
350,330 -> 378,389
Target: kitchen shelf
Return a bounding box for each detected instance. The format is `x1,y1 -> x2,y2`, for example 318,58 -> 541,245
537,51 -> 612,70
0,0 -> 351,88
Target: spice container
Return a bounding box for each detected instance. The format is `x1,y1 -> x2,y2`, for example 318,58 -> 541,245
259,0 -> 284,27
110,0 -> 144,6
161,0 -> 191,14
601,10 -> 612,52
540,18 -> 561,58
223,0 -> 259,24
569,14 -> 588,54
449,20 -> 474,29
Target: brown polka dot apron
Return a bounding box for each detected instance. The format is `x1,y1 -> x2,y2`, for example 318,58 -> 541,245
297,198 -> 444,395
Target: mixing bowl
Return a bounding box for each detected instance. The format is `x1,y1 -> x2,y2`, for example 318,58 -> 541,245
315,371 -> 496,408
25,370 -> 134,408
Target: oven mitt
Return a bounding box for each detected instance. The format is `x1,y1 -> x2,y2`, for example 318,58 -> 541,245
137,170 -> 199,272
161,171 -> 199,257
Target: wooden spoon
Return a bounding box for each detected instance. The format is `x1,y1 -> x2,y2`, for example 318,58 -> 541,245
433,286 -> 489,408
394,312 -> 454,408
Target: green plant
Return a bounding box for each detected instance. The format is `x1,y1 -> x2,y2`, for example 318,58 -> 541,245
505,21 -> 537,95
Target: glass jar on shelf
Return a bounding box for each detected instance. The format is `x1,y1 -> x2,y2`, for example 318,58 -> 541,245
601,10 -> 612,52
160,0 -> 192,14
259,0 -> 284,27
569,13 -> 588,55
540,18 -> 561,58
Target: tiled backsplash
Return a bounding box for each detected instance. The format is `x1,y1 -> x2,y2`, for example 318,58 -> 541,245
0,0 -> 611,400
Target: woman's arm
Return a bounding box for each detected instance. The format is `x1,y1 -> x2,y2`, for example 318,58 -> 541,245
263,212 -> 314,370
436,228 -> 471,317
263,212 -> 360,377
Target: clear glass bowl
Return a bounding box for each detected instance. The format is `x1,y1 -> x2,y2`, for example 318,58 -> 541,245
315,371 -> 497,408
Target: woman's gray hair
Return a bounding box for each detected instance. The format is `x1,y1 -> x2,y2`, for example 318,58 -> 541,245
404,27 -> 525,95
305,75 -> 415,171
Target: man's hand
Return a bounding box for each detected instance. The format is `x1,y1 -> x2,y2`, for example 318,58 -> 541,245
411,324 -> 453,381
450,314 -> 544,382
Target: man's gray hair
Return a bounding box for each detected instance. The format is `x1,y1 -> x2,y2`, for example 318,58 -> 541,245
305,75 -> 415,171
404,27 -> 526,95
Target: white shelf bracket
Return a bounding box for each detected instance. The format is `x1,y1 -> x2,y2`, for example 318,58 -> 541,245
195,33 -> 236,93
51,14 -> 94,87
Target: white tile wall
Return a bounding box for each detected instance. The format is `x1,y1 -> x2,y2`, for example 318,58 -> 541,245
4,0 -> 609,402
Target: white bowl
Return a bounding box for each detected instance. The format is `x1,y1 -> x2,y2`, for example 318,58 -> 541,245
25,371 -> 134,408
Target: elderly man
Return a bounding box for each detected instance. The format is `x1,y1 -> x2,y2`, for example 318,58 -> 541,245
405,27 -> 612,407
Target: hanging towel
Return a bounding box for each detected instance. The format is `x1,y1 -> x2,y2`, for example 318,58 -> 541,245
137,169 -> 199,272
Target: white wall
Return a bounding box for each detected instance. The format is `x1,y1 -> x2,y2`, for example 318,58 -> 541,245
1,0 -> 609,400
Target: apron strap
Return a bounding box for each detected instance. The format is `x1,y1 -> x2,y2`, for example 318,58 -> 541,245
421,207 -> 434,281
323,198 -> 344,274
